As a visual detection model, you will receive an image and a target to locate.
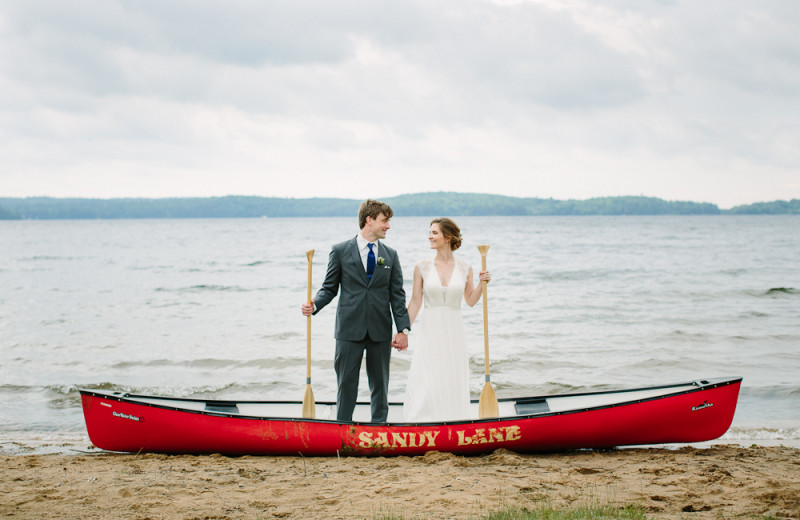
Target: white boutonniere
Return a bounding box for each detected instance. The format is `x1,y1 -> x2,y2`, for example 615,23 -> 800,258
377,257 -> 386,266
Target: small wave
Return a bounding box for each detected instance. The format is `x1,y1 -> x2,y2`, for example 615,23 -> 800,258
493,331 -> 540,341
110,358 -> 248,370
496,381 -> 621,395
109,358 -> 312,370
719,268 -> 748,277
621,358 -> 691,371
668,329 -> 711,338
44,383 -> 115,395
67,382 -> 237,398
0,384 -> 34,394
741,384 -> 800,399
154,285 -> 250,293
739,311 -> 769,318
129,265 -> 173,271
48,395 -> 82,410
765,287 -> 797,296
468,356 -> 521,370
9,382 -> 248,412
245,357 -> 324,370
189,358 -> 247,369
727,333 -> 800,343
259,331 -> 303,341
110,359 -> 181,369
106,357 -> 337,372
41,383 -> 118,409
155,383 -> 238,398
186,284 -> 248,292
538,267 -> 647,283
722,426 -> 800,441
21,256 -> 73,261
245,260 -> 271,267
539,269 -> 601,282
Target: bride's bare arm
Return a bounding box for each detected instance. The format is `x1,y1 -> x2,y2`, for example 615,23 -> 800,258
464,266 -> 491,307
407,264 -> 424,326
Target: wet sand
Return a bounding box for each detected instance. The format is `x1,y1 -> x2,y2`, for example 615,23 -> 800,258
2,445 -> 798,519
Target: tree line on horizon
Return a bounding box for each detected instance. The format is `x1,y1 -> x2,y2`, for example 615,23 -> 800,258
0,193 -> 798,220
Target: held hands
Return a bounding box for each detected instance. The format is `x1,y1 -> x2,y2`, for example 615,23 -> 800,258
302,301 -> 408,352
392,332 -> 408,351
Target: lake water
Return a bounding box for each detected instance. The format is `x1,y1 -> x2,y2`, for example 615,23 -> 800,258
1,215 -> 798,454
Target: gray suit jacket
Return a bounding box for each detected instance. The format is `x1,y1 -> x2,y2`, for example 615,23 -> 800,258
313,237 -> 410,342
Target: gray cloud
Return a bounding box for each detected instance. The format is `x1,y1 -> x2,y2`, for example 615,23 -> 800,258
0,0 -> 798,206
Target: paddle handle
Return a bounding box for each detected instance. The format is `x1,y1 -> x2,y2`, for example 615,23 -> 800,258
306,249 -> 314,381
478,244 -> 490,377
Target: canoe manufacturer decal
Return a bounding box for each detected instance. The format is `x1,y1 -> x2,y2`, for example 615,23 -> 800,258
691,401 -> 713,412
112,411 -> 144,422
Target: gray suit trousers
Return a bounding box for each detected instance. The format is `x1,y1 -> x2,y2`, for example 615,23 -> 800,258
334,336 -> 392,422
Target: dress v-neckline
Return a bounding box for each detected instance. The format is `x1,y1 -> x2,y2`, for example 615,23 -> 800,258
433,258 -> 455,288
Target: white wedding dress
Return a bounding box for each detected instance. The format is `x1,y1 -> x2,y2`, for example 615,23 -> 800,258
403,258 -> 472,422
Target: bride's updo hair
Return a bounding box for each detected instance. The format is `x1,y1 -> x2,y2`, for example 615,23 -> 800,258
431,218 -> 462,251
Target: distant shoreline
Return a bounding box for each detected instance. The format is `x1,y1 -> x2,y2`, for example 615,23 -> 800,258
1,193 -> 798,220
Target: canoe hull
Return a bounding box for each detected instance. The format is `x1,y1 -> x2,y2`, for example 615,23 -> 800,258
80,377 -> 741,456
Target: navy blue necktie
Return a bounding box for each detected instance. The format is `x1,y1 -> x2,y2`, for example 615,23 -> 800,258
366,243 -> 376,279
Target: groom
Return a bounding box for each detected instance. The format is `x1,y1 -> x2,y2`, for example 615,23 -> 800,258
301,199 -> 410,423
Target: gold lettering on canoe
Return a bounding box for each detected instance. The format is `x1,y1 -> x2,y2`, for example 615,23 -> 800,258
456,426 -> 522,446
355,430 -> 441,449
505,425 -> 521,441
375,432 -> 390,447
423,430 -> 439,447
391,432 -> 408,447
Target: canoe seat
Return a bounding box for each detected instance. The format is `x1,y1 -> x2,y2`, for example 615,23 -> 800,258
205,402 -> 240,414
514,398 -> 549,415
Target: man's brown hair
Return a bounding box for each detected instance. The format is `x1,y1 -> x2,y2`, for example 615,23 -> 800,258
358,199 -> 394,229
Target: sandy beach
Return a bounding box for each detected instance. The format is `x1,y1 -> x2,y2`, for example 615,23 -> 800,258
2,445 -> 798,519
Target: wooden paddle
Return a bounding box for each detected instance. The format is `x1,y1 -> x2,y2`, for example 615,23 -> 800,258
302,249 -> 315,419
477,244 -> 499,418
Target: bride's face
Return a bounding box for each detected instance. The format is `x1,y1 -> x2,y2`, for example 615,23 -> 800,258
428,223 -> 448,250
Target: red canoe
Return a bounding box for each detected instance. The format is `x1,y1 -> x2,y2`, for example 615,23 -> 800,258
80,377 -> 741,456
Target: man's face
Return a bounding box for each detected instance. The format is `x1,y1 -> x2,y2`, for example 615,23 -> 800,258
365,213 -> 391,240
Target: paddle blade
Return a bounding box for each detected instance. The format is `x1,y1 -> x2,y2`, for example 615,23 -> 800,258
478,381 -> 499,419
302,384 -> 315,419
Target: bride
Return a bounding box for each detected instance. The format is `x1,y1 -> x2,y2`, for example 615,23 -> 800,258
399,218 -> 491,422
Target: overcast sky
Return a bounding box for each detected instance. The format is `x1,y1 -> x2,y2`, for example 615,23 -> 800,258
1,1 -> 798,208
